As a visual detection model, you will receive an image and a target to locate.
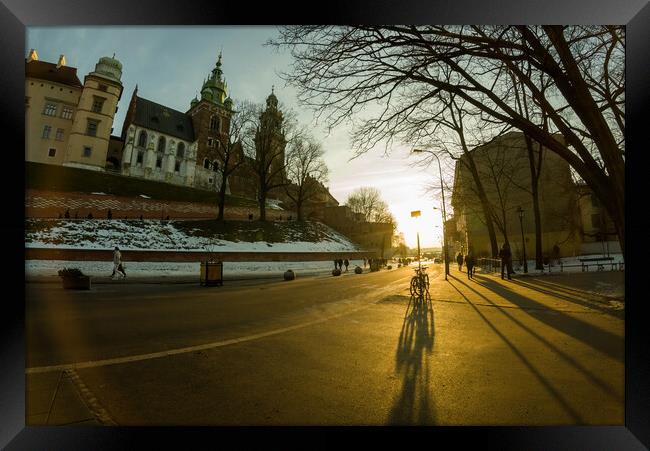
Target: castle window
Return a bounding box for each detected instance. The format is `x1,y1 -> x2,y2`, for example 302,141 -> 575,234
175,160 -> 181,172
203,158 -> 210,169
137,151 -> 144,164
91,97 -> 105,113
156,156 -> 163,169
83,146 -> 92,158
157,136 -> 166,153
43,102 -> 57,116
177,142 -> 185,158
207,138 -> 214,148
137,130 -> 147,147
213,161 -> 219,172
61,105 -> 74,120
41,125 -> 52,139
86,119 -> 99,137
209,115 -> 219,131
55,128 -> 64,141
48,148 -> 56,157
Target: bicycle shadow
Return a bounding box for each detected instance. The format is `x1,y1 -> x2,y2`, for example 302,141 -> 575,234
387,292 -> 436,425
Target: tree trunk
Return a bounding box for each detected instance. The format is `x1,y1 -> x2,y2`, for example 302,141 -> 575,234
524,135 -> 544,270
296,202 -> 303,221
217,181 -> 227,221
463,156 -> 500,257
258,195 -> 267,221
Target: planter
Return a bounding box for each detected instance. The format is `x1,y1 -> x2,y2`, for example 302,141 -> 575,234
284,269 -> 295,281
354,266 -> 362,274
200,261 -> 223,287
332,268 -> 341,276
61,275 -> 91,290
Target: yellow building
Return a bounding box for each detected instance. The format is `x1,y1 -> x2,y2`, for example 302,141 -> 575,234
451,132 -> 582,259
25,50 -> 123,171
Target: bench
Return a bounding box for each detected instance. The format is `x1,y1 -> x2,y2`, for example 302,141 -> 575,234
578,257 -> 616,271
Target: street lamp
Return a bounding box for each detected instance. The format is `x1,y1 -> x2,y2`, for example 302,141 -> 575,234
412,149 -> 449,280
517,206 -> 528,273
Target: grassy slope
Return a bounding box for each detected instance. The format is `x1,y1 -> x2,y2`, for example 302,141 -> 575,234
25,161 -> 258,207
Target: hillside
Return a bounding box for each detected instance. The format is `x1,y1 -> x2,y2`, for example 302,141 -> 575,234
25,218 -> 361,252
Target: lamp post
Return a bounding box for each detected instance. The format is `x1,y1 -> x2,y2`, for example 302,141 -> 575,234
517,206 -> 528,273
412,149 -> 449,280
410,210 -> 421,271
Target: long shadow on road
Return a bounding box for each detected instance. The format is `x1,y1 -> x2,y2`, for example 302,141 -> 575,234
387,293 -> 436,425
450,274 -> 622,402
470,274 -> 623,362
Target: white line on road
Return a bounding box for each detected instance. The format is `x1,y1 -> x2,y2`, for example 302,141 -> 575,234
26,275 -> 411,375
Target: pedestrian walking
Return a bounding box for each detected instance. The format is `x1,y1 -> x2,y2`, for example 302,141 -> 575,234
111,246 -> 127,279
456,252 -> 464,271
64,209 -> 70,219
344,258 -> 349,272
337,258 -> 343,271
465,248 -> 475,280
363,257 -> 367,268
499,242 -> 513,280
107,208 -> 112,219
334,259 -> 339,270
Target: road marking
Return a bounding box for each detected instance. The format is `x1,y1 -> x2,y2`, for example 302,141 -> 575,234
66,369 -> 118,426
26,275 -> 411,375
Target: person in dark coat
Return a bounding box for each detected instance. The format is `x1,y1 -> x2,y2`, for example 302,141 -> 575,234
64,209 -> 70,219
334,259 -> 339,270
499,242 -> 513,280
107,208 -> 112,219
465,249 -> 475,280
456,252 -> 464,271
344,259 -> 349,271
337,258 -> 343,270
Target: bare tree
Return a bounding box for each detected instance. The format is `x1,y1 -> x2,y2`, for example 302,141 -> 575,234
284,133 -> 329,221
345,187 -> 393,223
215,101 -> 256,221
270,25 -> 626,259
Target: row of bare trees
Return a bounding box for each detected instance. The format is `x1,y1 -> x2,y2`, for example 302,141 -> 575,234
269,25 -> 625,260
214,100 -> 329,222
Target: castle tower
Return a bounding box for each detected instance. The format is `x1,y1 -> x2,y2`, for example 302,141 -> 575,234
255,87 -> 287,184
187,51 -> 235,190
65,54 -> 123,170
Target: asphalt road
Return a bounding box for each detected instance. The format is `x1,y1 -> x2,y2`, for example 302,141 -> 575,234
25,266 -> 625,426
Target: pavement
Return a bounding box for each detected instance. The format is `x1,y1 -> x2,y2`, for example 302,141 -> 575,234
26,268 -> 625,425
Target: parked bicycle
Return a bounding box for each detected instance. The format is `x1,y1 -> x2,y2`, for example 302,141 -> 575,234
410,265 -> 430,300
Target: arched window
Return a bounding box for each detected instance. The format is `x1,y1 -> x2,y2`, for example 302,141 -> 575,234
137,130 -> 147,148
209,115 -> 219,131
213,161 -> 219,172
176,142 -> 185,158
157,136 -> 166,153
203,158 -> 210,169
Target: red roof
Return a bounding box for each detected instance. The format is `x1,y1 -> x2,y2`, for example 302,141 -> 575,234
25,59 -> 83,88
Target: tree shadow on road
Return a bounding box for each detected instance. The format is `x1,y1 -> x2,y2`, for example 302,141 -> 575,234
386,292 -> 436,425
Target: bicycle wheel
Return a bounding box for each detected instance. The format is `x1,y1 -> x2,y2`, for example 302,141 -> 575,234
410,277 -> 419,297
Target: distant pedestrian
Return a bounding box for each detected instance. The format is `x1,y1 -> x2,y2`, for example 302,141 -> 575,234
552,243 -> 561,265
87,212 -> 93,219
139,214 -> 144,221
465,249 -> 475,280
334,259 -> 339,270
64,209 -> 70,219
456,252 -> 464,271
344,259 -> 349,272
363,257 -> 367,268
166,215 -> 170,220
107,208 -> 112,220
499,242 -> 513,280
248,213 -> 253,221
111,246 -> 127,279
337,259 -> 343,271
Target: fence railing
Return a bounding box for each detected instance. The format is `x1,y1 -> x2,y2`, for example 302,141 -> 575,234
476,257 -> 624,274
477,258 -> 502,273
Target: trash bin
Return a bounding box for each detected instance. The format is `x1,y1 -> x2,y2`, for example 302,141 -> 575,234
200,261 -> 223,286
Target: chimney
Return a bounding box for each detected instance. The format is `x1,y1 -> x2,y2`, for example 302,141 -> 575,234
57,54 -> 66,68
27,49 -> 39,62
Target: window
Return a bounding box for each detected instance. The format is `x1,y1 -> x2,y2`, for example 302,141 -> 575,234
48,148 -> 56,157
91,97 -> 105,113
137,151 -> 144,164
137,131 -> 147,148
83,146 -> 92,158
203,158 -> 210,169
61,105 -> 74,120
55,128 -> 64,141
176,142 -> 185,158
156,156 -> 163,169
209,115 -> 219,131
86,119 -> 99,136
43,102 -> 57,116
591,213 -> 602,229
207,138 -> 214,148
208,177 -> 214,184
42,125 -> 51,139
157,136 -> 166,153
174,160 -> 181,172
98,84 -> 108,92
213,161 -> 219,172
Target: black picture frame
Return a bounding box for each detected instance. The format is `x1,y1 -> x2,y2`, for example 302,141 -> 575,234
3,0 -> 648,448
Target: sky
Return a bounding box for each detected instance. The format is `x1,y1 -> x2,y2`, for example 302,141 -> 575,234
27,26 -> 446,248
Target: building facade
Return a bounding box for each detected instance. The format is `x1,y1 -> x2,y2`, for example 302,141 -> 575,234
25,50 -> 122,170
